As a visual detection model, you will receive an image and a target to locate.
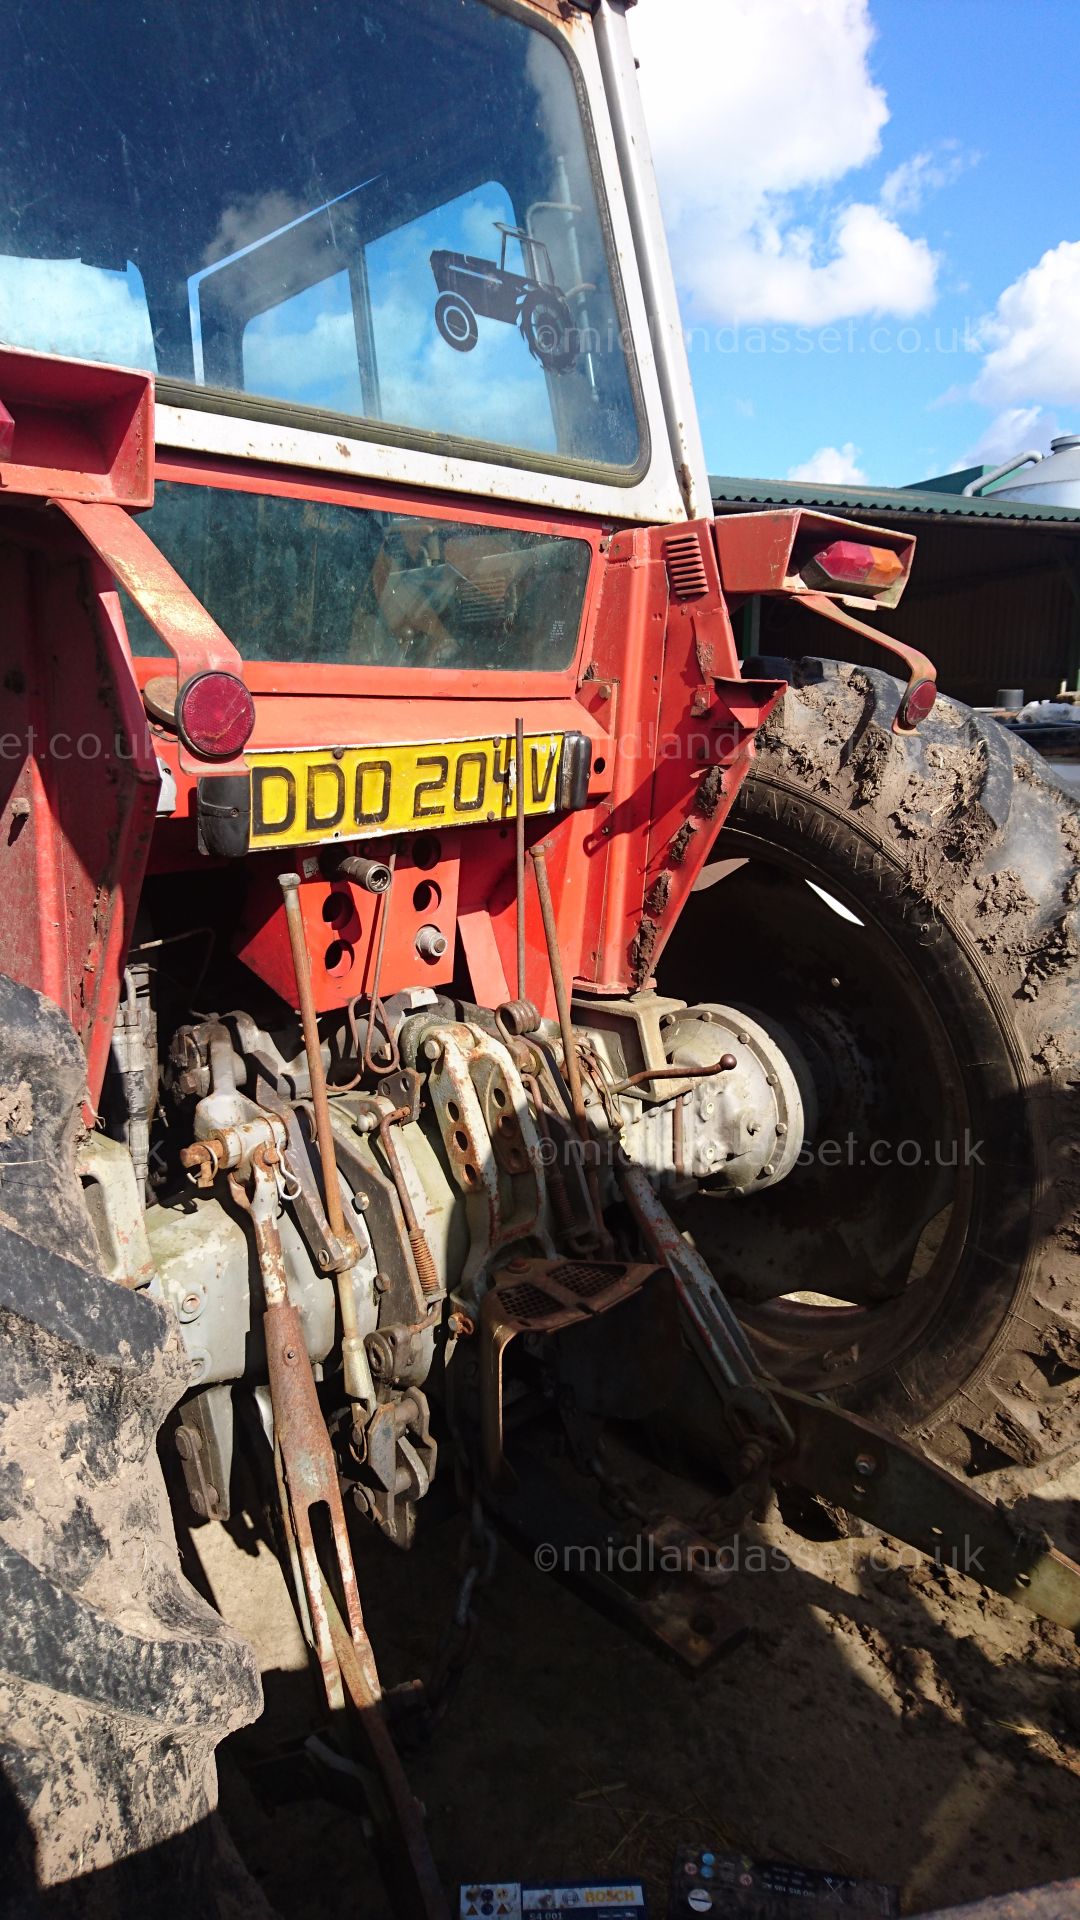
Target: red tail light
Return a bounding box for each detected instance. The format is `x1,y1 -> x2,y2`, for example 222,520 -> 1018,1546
804,540 -> 904,593
176,671 -> 255,759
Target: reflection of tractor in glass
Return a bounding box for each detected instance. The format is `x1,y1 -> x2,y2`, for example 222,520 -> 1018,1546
431,222 -> 577,369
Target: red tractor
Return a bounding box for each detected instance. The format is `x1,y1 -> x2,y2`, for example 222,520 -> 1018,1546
1,2 -> 1077,1914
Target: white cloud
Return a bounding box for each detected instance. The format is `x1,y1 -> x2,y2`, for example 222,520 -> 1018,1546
881,142 -> 976,215
692,202 -> 936,328
787,441 -> 869,484
0,255 -> 155,369
972,240 -> 1080,408
964,405 -> 1057,467
631,0 -> 939,327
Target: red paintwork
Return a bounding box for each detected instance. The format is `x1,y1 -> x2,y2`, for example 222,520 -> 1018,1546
569,521 -> 781,991
58,498 -> 249,776
0,348 -> 153,506
237,840 -> 463,1014
0,527 -> 159,1115
711,507 -> 936,734
713,507 -> 915,611
0,348 -> 789,1100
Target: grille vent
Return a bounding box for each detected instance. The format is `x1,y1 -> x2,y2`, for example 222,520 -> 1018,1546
663,529 -> 709,600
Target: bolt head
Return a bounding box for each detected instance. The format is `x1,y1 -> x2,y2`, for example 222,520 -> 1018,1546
854,1452 -> 878,1478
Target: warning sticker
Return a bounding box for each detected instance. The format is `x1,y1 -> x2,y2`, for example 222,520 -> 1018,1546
460,1885 -> 646,1919
459,1887 -> 522,1920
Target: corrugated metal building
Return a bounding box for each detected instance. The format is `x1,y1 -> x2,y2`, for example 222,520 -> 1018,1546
710,474 -> 1080,707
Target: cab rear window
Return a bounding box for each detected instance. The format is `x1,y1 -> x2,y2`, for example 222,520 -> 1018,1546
121,483 -> 591,672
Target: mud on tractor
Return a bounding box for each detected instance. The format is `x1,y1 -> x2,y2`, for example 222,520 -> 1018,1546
2,2 -> 1079,1914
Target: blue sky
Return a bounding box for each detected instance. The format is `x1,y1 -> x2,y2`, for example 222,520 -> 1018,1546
632,0 -> 1080,487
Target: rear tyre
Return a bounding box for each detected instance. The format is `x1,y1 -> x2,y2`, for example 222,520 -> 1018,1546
0,976 -> 263,1914
434,292 -> 478,353
661,657 -> 1080,1478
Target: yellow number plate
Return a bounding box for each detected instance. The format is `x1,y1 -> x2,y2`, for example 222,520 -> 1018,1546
246,733 -> 568,851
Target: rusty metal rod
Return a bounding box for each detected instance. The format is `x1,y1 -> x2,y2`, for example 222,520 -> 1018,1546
515,716 -> 527,1001
529,843 -> 609,1247
278,872 -> 353,1253
364,840 -> 399,1076
610,1054 -> 737,1095
377,1107 -> 441,1299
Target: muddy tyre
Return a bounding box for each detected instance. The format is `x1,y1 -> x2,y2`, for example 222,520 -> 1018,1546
0,975 -> 263,1915
661,658 -> 1080,1479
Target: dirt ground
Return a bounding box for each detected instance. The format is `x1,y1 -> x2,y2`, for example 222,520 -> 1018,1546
188,1449 -> 1080,1920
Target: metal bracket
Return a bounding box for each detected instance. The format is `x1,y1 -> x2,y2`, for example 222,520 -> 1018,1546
774,1389 -> 1080,1630
175,1383 -> 234,1522
794,591 -> 937,734
421,1020 -> 557,1298
54,497 -> 249,774
479,1256 -> 660,1486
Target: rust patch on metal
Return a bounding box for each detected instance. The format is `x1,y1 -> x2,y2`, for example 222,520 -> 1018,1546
696,765 -> 725,818
629,915 -> 660,987
668,820 -> 697,866
643,873 -> 671,919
